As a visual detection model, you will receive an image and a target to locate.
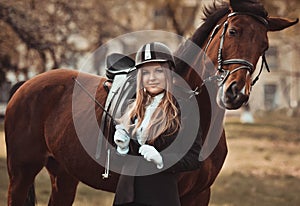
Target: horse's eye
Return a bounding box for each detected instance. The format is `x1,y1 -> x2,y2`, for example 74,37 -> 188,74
228,29 -> 237,36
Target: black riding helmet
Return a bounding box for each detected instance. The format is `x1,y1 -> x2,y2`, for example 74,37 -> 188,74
135,42 -> 175,68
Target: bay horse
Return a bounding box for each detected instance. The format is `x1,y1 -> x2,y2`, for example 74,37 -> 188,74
5,0 -> 298,205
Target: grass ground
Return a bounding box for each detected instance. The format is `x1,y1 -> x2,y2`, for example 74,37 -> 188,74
210,111 -> 300,206
0,110 -> 299,205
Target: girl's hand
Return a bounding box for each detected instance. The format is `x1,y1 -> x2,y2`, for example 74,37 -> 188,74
139,145 -> 163,169
114,124 -> 130,155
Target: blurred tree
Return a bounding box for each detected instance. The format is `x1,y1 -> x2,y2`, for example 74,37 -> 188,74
165,0 -> 200,36
0,0 -> 201,84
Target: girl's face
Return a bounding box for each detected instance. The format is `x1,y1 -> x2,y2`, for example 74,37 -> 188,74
141,62 -> 166,96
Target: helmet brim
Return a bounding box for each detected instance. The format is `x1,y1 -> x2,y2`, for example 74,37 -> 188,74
135,59 -> 170,67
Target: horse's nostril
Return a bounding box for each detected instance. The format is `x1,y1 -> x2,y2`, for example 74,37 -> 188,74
226,82 -> 238,99
223,81 -> 249,109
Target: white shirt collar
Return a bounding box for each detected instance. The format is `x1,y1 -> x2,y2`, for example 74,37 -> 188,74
151,92 -> 164,105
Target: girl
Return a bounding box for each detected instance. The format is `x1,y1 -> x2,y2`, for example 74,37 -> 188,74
113,42 -> 202,206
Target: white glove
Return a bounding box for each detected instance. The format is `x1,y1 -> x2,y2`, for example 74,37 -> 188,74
139,145 -> 164,169
114,124 -> 130,155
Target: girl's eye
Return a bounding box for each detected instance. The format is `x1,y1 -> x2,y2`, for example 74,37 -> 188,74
142,71 -> 149,75
156,68 -> 163,73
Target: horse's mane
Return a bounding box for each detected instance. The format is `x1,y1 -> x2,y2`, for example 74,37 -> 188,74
174,0 -> 268,75
191,0 -> 229,47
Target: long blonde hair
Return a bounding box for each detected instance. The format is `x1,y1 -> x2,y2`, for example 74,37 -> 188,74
121,62 -> 180,144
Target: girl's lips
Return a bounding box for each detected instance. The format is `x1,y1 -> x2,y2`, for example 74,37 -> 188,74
148,84 -> 159,86
148,82 -> 159,85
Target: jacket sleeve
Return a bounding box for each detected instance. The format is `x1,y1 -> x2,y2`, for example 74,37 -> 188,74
159,131 -> 202,173
124,127 -> 202,173
154,97 -> 203,173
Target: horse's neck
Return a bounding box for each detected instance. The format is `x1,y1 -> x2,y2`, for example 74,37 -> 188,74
198,91 -> 225,161
188,64 -> 225,149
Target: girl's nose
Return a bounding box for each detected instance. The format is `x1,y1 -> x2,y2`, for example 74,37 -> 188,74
149,72 -> 156,81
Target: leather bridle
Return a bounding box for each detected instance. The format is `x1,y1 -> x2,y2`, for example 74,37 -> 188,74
202,12 -> 270,89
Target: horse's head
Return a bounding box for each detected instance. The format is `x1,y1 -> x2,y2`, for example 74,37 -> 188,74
203,0 -> 298,110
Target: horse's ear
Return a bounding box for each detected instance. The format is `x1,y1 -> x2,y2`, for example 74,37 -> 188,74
228,0 -> 257,12
229,0 -> 239,10
268,17 -> 299,31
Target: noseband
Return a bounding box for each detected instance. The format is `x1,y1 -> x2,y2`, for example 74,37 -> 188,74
203,12 -> 270,88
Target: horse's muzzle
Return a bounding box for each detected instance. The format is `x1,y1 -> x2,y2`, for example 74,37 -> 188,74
217,82 -> 249,110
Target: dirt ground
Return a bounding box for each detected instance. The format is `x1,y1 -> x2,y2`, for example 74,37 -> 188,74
1,110 -> 299,205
